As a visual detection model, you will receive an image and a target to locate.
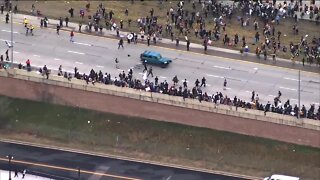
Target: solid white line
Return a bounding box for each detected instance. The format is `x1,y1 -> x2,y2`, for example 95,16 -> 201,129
75,61 -> 83,65
73,42 -> 92,46
283,77 -> 301,82
279,87 -> 297,91
213,65 -> 230,70
1,29 -> 19,34
67,51 -> 85,55
54,58 -> 61,61
33,55 -> 40,57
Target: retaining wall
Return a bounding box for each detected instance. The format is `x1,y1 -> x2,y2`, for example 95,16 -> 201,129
0,69 -> 319,147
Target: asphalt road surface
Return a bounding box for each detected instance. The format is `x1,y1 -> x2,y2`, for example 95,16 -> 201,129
0,20 -> 319,107
0,141 -> 248,180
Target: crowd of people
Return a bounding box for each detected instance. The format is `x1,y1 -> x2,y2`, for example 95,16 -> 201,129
5,59 -> 317,121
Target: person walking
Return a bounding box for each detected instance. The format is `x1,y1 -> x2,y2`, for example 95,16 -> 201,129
223,78 -> 227,90
115,58 -> 119,69
5,49 -> 9,61
22,169 -> 26,179
147,66 -> 153,77
14,169 -> 18,177
142,60 -> 148,72
30,24 -> 34,36
200,77 -> 206,87
56,24 -> 60,35
118,38 -> 124,49
70,30 -> 74,42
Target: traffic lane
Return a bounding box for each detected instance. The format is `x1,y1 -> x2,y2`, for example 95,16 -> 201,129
3,23 -> 318,84
2,25 -> 318,105
0,142 -> 244,180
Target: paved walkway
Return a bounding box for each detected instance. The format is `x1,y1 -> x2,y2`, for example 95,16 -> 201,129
0,169 -> 54,180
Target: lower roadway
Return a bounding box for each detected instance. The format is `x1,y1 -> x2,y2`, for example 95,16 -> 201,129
0,140 -> 251,180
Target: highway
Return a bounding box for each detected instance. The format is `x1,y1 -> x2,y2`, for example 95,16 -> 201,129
0,18 -> 319,107
0,141 -> 249,180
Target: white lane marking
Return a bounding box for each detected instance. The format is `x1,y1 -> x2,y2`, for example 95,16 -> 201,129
117,69 -> 124,71
67,50 -> 85,55
279,87 -> 297,91
1,29 -> 19,34
13,51 -> 20,54
33,55 -> 40,57
268,95 -> 276,97
160,76 -> 167,79
206,84 -> 211,87
283,77 -> 301,81
96,65 -> 104,68
213,65 -> 230,70
73,42 -> 92,46
245,91 -> 252,93
138,73 -> 144,75
206,74 -> 224,78
0,38 -> 15,43
75,61 -> 83,65
290,98 -> 298,101
312,102 -> 320,105
225,87 -> 231,90
54,58 -> 61,61
253,68 -> 258,70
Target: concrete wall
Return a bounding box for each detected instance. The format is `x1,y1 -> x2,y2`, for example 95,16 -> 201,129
0,69 -> 319,147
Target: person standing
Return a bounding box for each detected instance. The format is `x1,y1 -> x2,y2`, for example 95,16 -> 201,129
223,78 -> 227,90
186,40 -> 190,51
65,16 -> 69,27
70,30 -> 74,42
5,12 -> 9,23
147,35 -> 151,46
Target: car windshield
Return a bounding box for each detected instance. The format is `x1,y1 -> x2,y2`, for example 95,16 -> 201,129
157,55 -> 162,59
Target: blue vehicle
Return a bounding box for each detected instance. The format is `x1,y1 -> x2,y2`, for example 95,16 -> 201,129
140,51 -> 172,68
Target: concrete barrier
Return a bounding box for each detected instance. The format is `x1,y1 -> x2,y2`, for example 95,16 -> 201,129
0,68 -> 319,132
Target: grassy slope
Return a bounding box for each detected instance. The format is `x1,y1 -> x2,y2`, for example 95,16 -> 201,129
15,1 -> 320,61
0,95 -> 319,179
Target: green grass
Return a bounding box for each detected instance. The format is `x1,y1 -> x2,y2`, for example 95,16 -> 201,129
0,95 -> 319,179
15,1 -> 320,61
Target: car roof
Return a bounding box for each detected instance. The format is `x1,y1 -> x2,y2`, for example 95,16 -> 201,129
143,51 -> 161,57
269,175 -> 299,180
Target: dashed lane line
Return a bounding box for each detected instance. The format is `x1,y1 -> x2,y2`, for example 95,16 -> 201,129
67,50 -> 85,55
73,41 -> 92,46
279,87 -> 297,91
33,54 -> 40,57
1,29 -> 19,34
75,61 -> 83,65
54,58 -> 61,61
